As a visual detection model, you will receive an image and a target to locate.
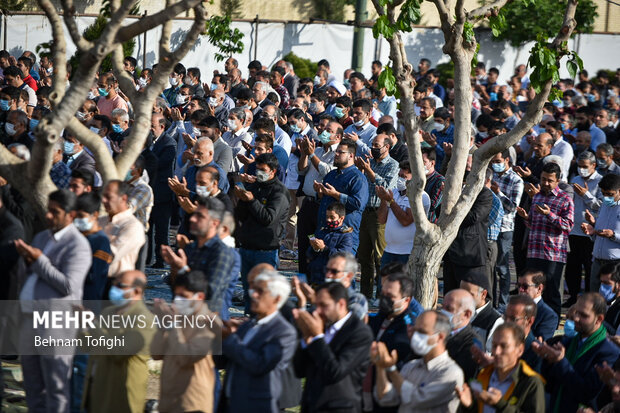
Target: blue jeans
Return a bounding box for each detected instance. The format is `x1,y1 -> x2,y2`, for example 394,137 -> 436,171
239,248 -> 279,314
70,354 -> 88,413
495,231 -> 513,313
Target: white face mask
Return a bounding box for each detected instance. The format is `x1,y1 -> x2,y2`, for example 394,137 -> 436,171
73,217 -> 93,232
76,111 -> 86,121
410,331 -> 437,356
256,169 -> 271,183
354,119 -> 365,128
173,294 -> 199,315
578,167 -> 592,178
5,122 -> 16,136
396,177 -> 407,192
196,185 -> 211,198
89,126 -> 100,135
169,76 -> 179,87
208,97 -> 218,107
87,91 -> 97,100
227,119 -> 238,131
138,77 -> 148,87
176,94 -> 188,105
433,122 -> 445,132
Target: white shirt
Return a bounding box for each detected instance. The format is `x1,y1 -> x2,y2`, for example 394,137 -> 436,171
384,191 -> 430,255
550,137 -> 574,181
303,311 -> 353,347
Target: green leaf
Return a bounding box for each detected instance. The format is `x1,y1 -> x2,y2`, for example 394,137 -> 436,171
463,21 -> 475,43
492,27 -> 500,37
378,66 -> 397,96
566,60 -> 578,78
574,53 -> 584,70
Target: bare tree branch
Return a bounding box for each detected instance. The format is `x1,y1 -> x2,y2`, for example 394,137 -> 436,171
60,0 -> 93,52
111,44 -> 138,103
160,0 -> 174,57
455,0 -> 467,23
370,0 -> 385,16
431,0 -> 453,31
467,0 -> 511,19
37,0 -> 67,107
116,0 -> 202,44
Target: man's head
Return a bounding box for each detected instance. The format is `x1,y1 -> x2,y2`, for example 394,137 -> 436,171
250,270 -> 291,318
151,113 -> 166,139
441,289 -> 476,331
110,108 -> 129,133
410,310 -> 451,357
379,273 -> 413,318
315,282 -> 349,327
333,139 -> 356,169
110,270 -> 147,303
599,173 -> 620,204
102,180 -> 130,216
595,109 -> 611,129
517,269 -> 545,299
173,271 -> 207,314
189,196 -> 225,242
195,165 -> 220,198
192,137 -> 214,168
6,110 -> 27,137
533,133 -> 553,159
252,81 -> 268,103
487,67 -> 499,84
599,263 -> 620,302
370,133 -> 390,161
169,63 -> 186,86
325,202 -> 346,229
46,189 -> 77,232
575,106 -> 594,130
575,131 -> 591,153
74,193 -> 101,234
209,88 -> 225,109
421,147 -> 437,176
68,169 -> 94,196
490,323 -> 525,373
325,252 -> 357,288
322,120 -> 344,147
3,66 -> 24,87
505,294 -> 537,336
576,151 -> 597,179
224,57 -> 238,74
419,97 -> 435,120
123,56 -> 137,73
540,162 -> 561,194
255,153 -> 279,183
351,99 -> 372,126
459,271 -> 491,309
418,58 -> 431,74
16,56 -> 32,78
97,73 -> 118,98
573,292 -> 607,337
596,143 -> 615,170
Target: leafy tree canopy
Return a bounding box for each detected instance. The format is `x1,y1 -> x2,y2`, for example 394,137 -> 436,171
282,52 -> 318,79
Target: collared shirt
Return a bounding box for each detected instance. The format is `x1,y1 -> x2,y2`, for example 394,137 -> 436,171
275,126 -> 292,156
569,171 -> 603,236
472,301 -> 504,352
50,161 -> 72,189
482,367 -> 517,413
284,125 -> 312,190
551,138 -> 574,181
345,121 -> 377,156
128,177 -> 154,231
592,202 -> 620,260
588,123 -> 606,151
526,187 -> 574,263
433,124 -> 455,168
304,311 -> 352,347
222,128 -> 253,172
488,192 -> 504,241
424,171 -> 445,223
65,150 -> 83,167
184,235 -> 237,312
375,350 -> 464,413
493,167 -> 524,232
299,144 -> 337,197
101,208 -> 145,277
597,161 -> 620,176
366,155 -> 400,208
378,95 -> 398,121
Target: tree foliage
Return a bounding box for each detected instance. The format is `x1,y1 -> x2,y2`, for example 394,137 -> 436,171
310,0 -> 355,22
206,15 -> 245,62
282,52 -> 318,79
219,0 -> 243,18
0,0 -> 27,13
483,0 -> 597,47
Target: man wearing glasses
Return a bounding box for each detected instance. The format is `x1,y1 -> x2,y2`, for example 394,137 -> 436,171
516,269 -> 558,340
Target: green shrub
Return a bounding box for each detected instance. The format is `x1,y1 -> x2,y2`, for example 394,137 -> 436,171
282,52 -> 318,80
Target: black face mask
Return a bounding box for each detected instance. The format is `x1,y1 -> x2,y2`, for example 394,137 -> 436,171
371,147 -> 383,160
378,295 -> 395,315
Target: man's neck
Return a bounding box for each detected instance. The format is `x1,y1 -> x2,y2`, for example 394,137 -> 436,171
256,309 -> 277,321
106,91 -> 117,100
339,162 -> 353,171
423,347 -> 445,364
196,233 -> 215,247
496,363 -> 518,382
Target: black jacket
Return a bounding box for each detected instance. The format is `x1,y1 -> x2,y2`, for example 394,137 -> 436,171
446,187 -> 493,267
471,302 -> 502,347
446,324 -> 483,381
67,150 -> 96,176
234,178 -> 290,250
150,133 -> 176,204
0,205 -> 25,300
293,314 -> 373,413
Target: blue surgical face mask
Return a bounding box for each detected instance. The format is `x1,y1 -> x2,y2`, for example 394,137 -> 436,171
73,217 -> 93,233
289,124 -> 301,134
124,169 -> 133,182
0,99 -> 10,111
563,319 -> 578,337
318,130 -> 331,144
603,196 -> 618,207
491,162 -> 506,173
108,285 -> 131,306
29,118 -> 39,130
599,283 -> 616,302
97,87 -> 109,97
63,141 -> 75,154
334,107 -> 345,119
112,124 -> 123,134
489,92 -> 498,102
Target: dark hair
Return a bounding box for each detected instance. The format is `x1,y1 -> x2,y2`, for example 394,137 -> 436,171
434,107 -> 450,120
106,179 -> 131,198
335,96 -> 353,109
546,120 -> 562,132
173,63 -> 186,76
124,56 -> 137,69
579,292 -> 607,316
36,86 -> 51,99
520,269 -> 546,287
311,90 -> 328,105
174,270 -> 207,294
599,173 -> 620,192
600,262 -> 620,283
187,67 -> 201,81
508,294 -> 537,320
541,162 -> 561,180
326,202 -> 346,217
288,108 -> 309,124
71,169 -> 95,188
248,60 -> 262,71
380,262 -> 406,277
93,114 -> 112,134
338,138 -> 357,155
271,66 -> 285,77
316,282 -> 349,305
489,67 -> 500,75
385,273 -> 413,298
421,97 -> 436,109
493,322 -> 525,345
475,113 -> 493,129
421,146 -> 437,162
49,189 -> 77,212
353,98 -> 372,113
236,87 -> 253,101
399,160 -> 411,173
3,66 -> 22,78
318,59 -> 330,68
419,58 -> 431,67
0,85 -> 20,101
372,60 -> 382,67
255,153 -> 279,172
297,84 -> 312,97
195,196 -> 225,222
0,50 -> 9,60
414,80 -> 431,93
255,133 -> 274,149
133,155 -> 146,174
75,193 -> 102,214
576,106 -> 594,117
376,123 -> 397,136
198,115 -> 221,130
17,56 -> 32,70
253,117 -> 276,134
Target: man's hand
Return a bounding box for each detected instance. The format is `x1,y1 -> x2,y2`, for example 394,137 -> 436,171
596,229 -> 615,238
234,186 -> 254,202
322,183 -> 340,199
182,133 -> 197,148
455,383 -> 474,408
375,185 -> 393,203
111,141 -> 122,154
176,233 -> 191,250
310,238 -> 325,251
241,140 -> 253,152
595,361 -> 616,386
313,180 -> 324,196
584,209 -> 596,225
15,239 -> 42,265
370,341 -> 398,368
354,156 -> 371,173
177,196 -> 197,214
152,298 -> 175,318
293,309 -> 324,343
476,387 -> 503,406
222,319 -> 243,339
490,181 -> 500,195
573,181 -> 588,197
531,337 -> 565,363
516,206 -> 529,220
471,345 -> 493,368
581,223 -> 595,236
514,165 -> 532,178
535,203 -> 551,216
237,153 -> 255,166
168,176 -> 190,197
524,183 -> 540,198
160,245 -> 187,271
344,131 -> 359,142
171,107 -> 184,122
443,142 -> 453,157
239,173 -> 257,184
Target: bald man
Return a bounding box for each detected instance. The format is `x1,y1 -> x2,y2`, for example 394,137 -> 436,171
83,270 -> 156,413
148,113 -> 178,268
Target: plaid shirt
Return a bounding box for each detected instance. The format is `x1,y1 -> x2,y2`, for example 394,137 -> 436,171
493,167 -> 523,232
275,84 -> 290,109
424,170 -> 445,223
50,161 -> 71,189
526,186 -> 574,263
183,235 -> 237,312
366,155 -> 400,208
488,192 -> 504,241
128,177 -> 153,231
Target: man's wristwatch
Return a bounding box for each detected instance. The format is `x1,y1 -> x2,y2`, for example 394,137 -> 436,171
385,365 -> 397,372
309,153 -> 315,159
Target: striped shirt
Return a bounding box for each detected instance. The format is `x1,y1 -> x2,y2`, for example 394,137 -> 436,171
366,155 -> 400,208
493,167 -> 523,232
526,187 -> 574,263
488,192 -> 504,241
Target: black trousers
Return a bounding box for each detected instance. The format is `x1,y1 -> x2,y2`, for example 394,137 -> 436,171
565,235 -> 594,297
527,257 -> 565,317
147,201 -> 173,265
296,197 -> 320,275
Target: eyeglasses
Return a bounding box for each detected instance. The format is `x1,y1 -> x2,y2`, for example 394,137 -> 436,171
324,267 -> 344,275
517,283 -> 537,290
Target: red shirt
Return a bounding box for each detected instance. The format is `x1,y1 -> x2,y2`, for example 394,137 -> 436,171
22,75 -> 37,92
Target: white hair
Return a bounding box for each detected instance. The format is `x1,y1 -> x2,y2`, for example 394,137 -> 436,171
254,81 -> 269,92
111,108 -> 129,123
194,137 -> 214,152
255,270 -> 291,310
456,291 -> 476,315
8,143 -> 30,161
